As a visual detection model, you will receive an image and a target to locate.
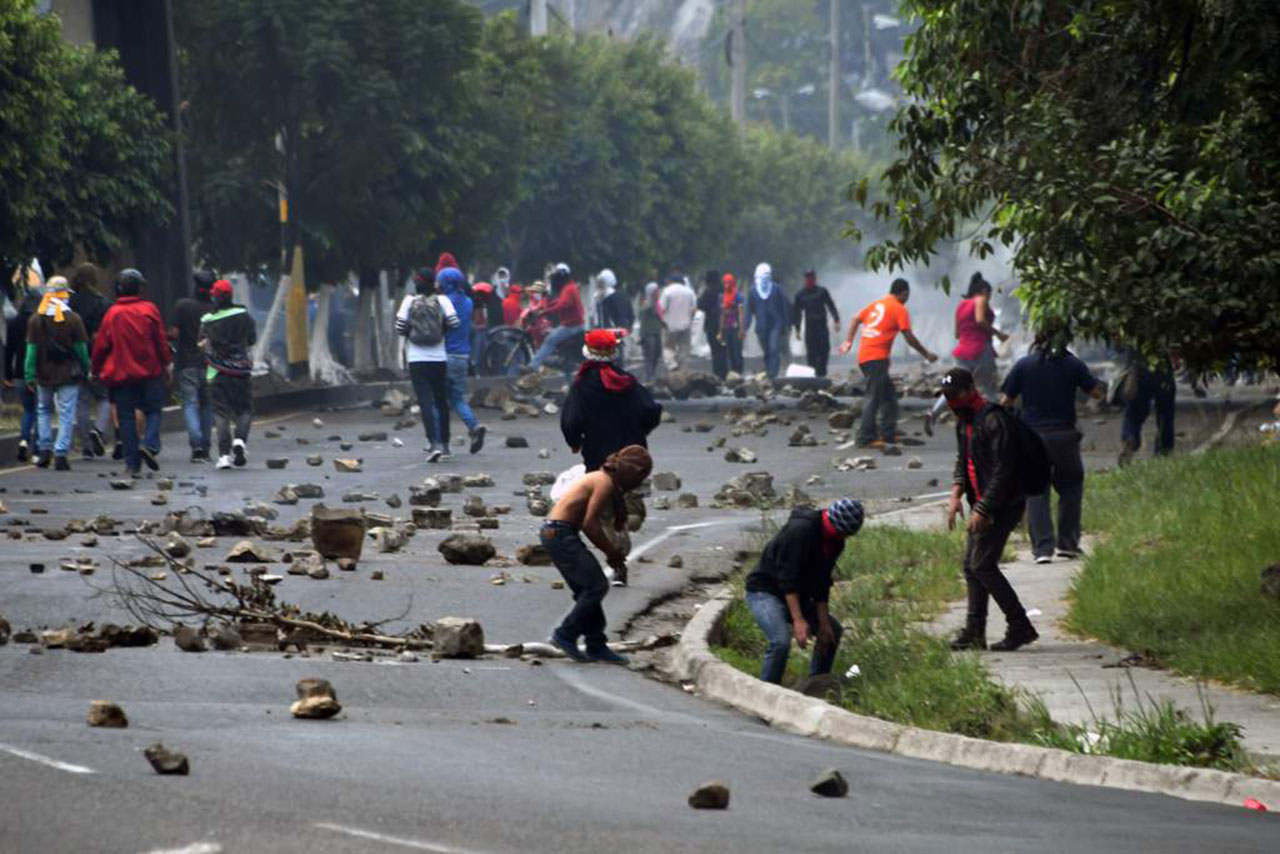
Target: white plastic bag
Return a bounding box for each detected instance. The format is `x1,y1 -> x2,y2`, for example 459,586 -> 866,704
550,463 -> 586,502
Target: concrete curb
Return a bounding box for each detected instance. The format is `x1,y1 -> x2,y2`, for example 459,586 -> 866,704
666,592 -> 1280,810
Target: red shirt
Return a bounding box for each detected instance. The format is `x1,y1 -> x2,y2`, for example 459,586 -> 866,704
542,282 -> 585,327
91,296 -> 172,386
502,294 -> 523,327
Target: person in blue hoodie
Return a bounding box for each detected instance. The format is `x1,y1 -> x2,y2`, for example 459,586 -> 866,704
742,262 -> 790,378
436,265 -> 486,455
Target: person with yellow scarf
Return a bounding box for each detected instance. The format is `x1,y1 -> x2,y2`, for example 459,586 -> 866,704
24,277 -> 91,470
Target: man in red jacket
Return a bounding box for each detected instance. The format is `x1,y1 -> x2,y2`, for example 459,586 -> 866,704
91,269 -> 172,475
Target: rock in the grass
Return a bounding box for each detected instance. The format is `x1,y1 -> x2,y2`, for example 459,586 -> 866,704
273,486 -> 299,505
652,472 -> 682,491
677,493 -> 699,509
462,473 -> 495,488
433,617 -> 485,658
173,625 -> 206,653
668,555 -> 684,568
463,495 -> 488,518
266,458 -> 289,470
291,678 -> 342,719
143,743 -> 190,775
724,447 -> 757,464
505,436 -> 529,449
310,506 -> 366,559
516,543 -> 553,566
1262,563 -> 1280,600
358,431 -> 388,443
86,700 -> 128,728
688,781 -> 730,809
333,458 -> 362,473
305,454 -> 323,466
211,625 -> 243,651
521,472 -> 555,487
438,534 -> 496,565
810,769 -> 849,798
163,535 -> 192,559
412,507 -> 452,529
796,673 -> 842,703
369,526 -> 404,554
226,540 -> 275,563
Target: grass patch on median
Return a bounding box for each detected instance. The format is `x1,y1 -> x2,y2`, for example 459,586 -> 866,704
1069,446 -> 1280,695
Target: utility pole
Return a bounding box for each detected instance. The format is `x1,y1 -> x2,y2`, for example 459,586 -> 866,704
730,0 -> 746,128
828,0 -> 840,149
530,0 -> 547,36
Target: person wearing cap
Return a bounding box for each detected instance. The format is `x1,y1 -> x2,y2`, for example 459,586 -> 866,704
743,262 -> 790,379
792,270 -> 841,378
745,498 -> 864,684
25,277 -> 91,470
529,263 -> 585,372
941,367 -> 1039,652
199,280 -> 258,469
92,269 -> 171,475
561,328 -> 663,473
658,274 -> 697,372
637,281 -> 663,381
169,270 -> 217,462
543,444 -> 653,663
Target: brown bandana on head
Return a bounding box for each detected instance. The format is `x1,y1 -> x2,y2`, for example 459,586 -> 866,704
601,445 -> 653,530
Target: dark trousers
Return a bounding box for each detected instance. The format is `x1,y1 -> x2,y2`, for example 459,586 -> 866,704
757,325 -> 784,378
113,377 -> 165,473
708,334 -> 728,379
640,333 -> 662,382
1027,427 -> 1084,558
1122,366 -> 1176,455
857,359 -> 898,444
805,327 -> 831,377
723,330 -> 744,375
964,501 -> 1031,636
408,360 -> 450,450
210,373 -> 253,456
543,521 -> 610,648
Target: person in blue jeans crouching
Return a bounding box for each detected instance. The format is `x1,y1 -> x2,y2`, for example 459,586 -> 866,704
745,498 -> 864,684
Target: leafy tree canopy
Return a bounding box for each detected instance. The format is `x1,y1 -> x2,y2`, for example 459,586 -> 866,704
857,0 -> 1280,372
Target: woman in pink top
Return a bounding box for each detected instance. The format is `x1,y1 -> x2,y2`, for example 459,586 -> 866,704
926,274 -> 1009,431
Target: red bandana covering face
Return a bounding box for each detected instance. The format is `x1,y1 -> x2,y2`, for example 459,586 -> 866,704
820,509 -> 844,558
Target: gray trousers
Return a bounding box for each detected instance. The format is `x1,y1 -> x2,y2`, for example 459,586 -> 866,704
1026,426 -> 1085,557
858,359 -> 897,444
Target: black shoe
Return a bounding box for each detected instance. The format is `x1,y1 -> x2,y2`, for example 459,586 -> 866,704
949,630 -> 987,651
139,447 -> 159,471
16,441 -> 30,463
191,449 -> 210,464
232,439 -> 247,468
54,456 -> 70,471
111,442 -> 123,461
35,451 -> 52,469
88,428 -> 105,457
469,425 -> 486,455
990,623 -> 1039,652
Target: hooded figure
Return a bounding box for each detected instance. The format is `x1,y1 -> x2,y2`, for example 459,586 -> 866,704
637,281 -> 663,381
561,328 -> 663,472
25,277 -> 91,469
743,262 -> 789,378
436,266 -> 486,454
200,279 -> 258,469
434,252 -> 460,275
592,269 -> 634,332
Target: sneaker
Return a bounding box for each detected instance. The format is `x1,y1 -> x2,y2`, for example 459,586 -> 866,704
139,447 -> 159,472
469,425 -> 486,455
17,440 -> 31,463
949,630 -> 987,651
990,623 -> 1039,652
857,439 -> 887,450
1034,555 -> 1053,565
111,442 -> 123,461
190,449 -> 210,464
35,451 -> 52,469
438,450 -> 454,462
1057,549 -> 1082,560
550,631 -> 589,663
425,447 -> 443,464
82,448 -> 95,461
215,454 -> 234,470
125,467 -> 142,479
585,645 -> 629,665
232,438 -> 247,467
54,456 -> 70,472
88,428 -> 105,457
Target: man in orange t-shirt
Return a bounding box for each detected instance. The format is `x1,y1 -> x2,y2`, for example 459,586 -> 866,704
839,278 -> 937,447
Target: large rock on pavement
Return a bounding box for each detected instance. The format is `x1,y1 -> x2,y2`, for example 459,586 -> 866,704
516,543 -> 553,566
226,540 -> 276,563
412,507 -> 452,529
432,617 -> 485,658
688,781 -> 731,809
715,472 -> 776,507
291,678 -> 342,719
310,506 -> 365,560
144,743 -> 190,775
651,472 -> 682,492
210,511 -> 265,538
438,534 -> 496,565
173,625 -> 206,653
87,701 -> 128,728
666,371 -> 723,400
810,769 -> 849,798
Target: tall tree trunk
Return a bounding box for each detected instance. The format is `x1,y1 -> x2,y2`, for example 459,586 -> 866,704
354,266 -> 377,373
308,283 -> 354,386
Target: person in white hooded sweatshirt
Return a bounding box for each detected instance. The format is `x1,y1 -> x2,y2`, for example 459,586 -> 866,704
742,262 -> 790,378
658,274 -> 697,372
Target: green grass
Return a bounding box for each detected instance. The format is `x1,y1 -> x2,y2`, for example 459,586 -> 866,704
1070,446 -> 1280,695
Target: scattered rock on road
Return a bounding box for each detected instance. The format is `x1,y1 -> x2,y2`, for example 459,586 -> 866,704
291,678 -> 342,719
211,625 -> 243,650
433,617 -> 485,658
516,543 -> 552,566
521,472 -> 555,487
652,472 -> 682,491
226,540 -> 275,563
412,508 -> 452,529
306,454 -> 323,467
144,743 -> 190,775
810,769 -> 849,798
266,458 -> 289,470
688,781 -> 730,809
333,458 -> 363,473
369,526 -> 404,553
173,625 -> 206,653
677,493 -> 699,509
274,486 -> 299,505
668,555 -> 684,568
86,701 -> 128,728
438,534 -> 496,565
462,473 -> 495,488
724,447 -> 757,464
310,506 -> 366,559
505,436 -> 529,449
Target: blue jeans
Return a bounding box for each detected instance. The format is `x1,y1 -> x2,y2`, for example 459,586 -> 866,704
19,386 -> 37,445
114,378 -> 165,472
543,521 -> 610,649
530,324 -> 584,370
1122,365 -> 1176,455
178,366 -> 213,452
746,590 -> 843,685
37,384 -> 80,456
446,354 -> 479,432
757,325 -> 784,379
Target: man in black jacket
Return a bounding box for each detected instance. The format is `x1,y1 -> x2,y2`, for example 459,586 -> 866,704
792,271 -> 840,377
697,270 -> 727,379
745,499 -> 864,684
200,279 -> 258,470
560,329 -> 663,472
942,367 -> 1038,651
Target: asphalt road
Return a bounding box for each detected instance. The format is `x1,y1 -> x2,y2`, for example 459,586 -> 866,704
0,381 -> 1273,853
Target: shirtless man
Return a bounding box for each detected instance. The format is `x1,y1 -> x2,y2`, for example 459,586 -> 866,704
542,444 -> 653,664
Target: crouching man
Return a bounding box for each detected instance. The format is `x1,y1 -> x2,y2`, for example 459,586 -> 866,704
544,445 -> 653,664
745,499 -> 864,684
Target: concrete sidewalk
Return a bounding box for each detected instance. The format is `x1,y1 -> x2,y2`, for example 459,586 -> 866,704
884,500 -> 1280,762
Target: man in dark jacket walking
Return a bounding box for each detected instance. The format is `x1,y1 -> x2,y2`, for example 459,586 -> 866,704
792,270 -> 841,377
942,367 -> 1038,652
25,278 -> 91,470
91,269 -> 172,476
745,499 -> 864,684
170,270 -> 216,462
200,279 -> 257,469
4,289 -> 39,462
560,329 -> 663,472
697,270 -> 727,379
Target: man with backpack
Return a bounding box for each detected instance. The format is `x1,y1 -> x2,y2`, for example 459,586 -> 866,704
396,267 -> 459,463
942,367 -> 1041,652
200,279 -> 257,470
25,277 -> 91,471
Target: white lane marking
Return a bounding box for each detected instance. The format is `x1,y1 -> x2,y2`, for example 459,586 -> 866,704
553,668 -> 706,726
139,843 -> 222,854
627,518 -> 736,562
315,823 -> 488,853
0,744 -> 95,774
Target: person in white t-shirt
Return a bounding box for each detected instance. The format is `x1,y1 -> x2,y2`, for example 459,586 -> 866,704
396,267 -> 459,462
658,275 -> 697,371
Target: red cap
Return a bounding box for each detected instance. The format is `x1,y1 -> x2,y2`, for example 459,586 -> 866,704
211,279 -> 233,298
473,282 -> 493,294
584,329 -> 620,352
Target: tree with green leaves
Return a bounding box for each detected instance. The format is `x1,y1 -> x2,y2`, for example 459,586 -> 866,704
857,0 -> 1280,372
0,0 -> 171,282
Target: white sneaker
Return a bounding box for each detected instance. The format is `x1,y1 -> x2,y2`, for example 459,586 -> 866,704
216,454 -> 234,470
232,438 -> 247,467
1034,555 -> 1053,565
